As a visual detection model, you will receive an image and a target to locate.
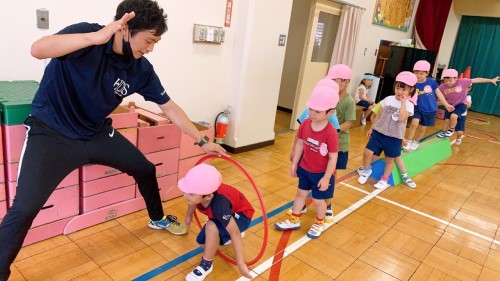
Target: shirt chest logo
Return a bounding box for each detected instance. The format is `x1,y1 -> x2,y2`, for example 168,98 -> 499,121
114,78 -> 130,97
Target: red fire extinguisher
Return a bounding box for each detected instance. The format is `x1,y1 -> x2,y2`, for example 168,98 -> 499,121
215,108 -> 230,144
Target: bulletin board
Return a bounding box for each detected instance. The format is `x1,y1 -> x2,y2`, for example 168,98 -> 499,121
372,0 -> 416,32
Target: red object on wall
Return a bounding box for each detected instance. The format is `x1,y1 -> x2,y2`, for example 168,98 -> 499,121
225,0 -> 233,27
415,0 -> 452,52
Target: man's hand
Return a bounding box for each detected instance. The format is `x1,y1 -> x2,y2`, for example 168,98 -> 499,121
201,142 -> 228,157
92,12 -> 136,45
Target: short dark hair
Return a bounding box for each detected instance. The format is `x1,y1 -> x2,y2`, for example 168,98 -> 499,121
393,81 -> 416,97
115,0 -> 168,36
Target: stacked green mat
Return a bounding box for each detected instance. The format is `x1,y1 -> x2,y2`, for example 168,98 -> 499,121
0,81 -> 39,125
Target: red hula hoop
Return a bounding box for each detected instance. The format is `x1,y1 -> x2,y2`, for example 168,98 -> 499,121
193,155 -> 268,266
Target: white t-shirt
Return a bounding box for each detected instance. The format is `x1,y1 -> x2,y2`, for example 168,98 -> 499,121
373,95 -> 414,139
355,84 -> 368,103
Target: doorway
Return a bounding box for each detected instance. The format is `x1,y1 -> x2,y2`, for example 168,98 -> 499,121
275,0 -> 341,132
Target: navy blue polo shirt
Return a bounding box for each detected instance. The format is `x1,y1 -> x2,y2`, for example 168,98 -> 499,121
31,22 -> 170,140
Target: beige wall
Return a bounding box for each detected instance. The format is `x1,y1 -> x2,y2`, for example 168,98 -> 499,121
453,0 -> 500,17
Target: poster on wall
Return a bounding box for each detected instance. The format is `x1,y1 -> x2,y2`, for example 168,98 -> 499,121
372,0 -> 416,32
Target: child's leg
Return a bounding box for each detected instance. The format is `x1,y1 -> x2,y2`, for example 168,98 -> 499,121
358,148 -> 375,184
276,189 -> 308,230
188,221 -> 219,280
394,157 -> 416,188
404,118 -> 420,149
291,189 -> 309,215
448,113 -> 458,131
362,148 -> 374,169
312,198 -> 327,221
374,157 -> 394,189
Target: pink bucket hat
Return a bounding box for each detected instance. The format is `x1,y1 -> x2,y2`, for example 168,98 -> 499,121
326,64 -> 352,80
314,78 -> 340,93
306,86 -> 339,111
395,71 -> 418,86
178,164 -> 222,195
413,60 -> 430,72
442,69 -> 458,78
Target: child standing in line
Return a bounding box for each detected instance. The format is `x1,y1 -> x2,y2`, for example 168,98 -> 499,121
436,69 -> 499,138
180,164 -> 254,281
357,71 -> 417,189
359,102 -> 416,188
355,73 -> 376,125
287,64 -> 353,222
277,85 -> 339,239
405,60 -> 454,150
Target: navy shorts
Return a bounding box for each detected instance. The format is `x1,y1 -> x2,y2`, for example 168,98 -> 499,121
456,115 -> 467,131
196,212 -> 251,245
336,151 -> 348,170
356,100 -> 372,108
413,107 -> 437,126
366,130 -> 402,158
297,165 -> 335,200
444,103 -> 467,119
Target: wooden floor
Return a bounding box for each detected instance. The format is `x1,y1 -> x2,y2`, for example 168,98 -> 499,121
9,111 -> 500,281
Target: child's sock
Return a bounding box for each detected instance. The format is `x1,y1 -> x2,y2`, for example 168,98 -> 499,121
381,175 -> 389,182
199,256 -> 213,271
326,203 -> 332,210
289,213 -> 301,224
315,217 -> 325,227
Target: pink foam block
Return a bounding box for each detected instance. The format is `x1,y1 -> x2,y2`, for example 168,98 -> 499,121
145,148 -> 179,177
17,185 -> 80,228
0,164 -> 4,183
7,164 -> 78,187
0,183 -> 5,201
80,184 -> 136,213
178,155 -> 209,180
137,119 -> 150,127
135,108 -> 171,125
80,164 -> 122,182
64,197 -> 146,234
135,173 -> 179,201
23,217 -> 74,246
80,173 -> 135,197
7,170 -> 79,202
118,127 -> 138,146
0,200 -> 6,220
179,124 -> 213,159
108,105 -> 139,129
2,124 -> 26,163
0,127 -> 3,163
137,124 -> 181,154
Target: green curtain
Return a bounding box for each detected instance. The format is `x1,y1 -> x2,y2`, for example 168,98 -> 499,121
448,16 -> 500,116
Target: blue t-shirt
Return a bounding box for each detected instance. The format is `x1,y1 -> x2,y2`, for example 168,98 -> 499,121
31,22 -> 169,139
415,78 -> 439,113
297,108 -> 340,129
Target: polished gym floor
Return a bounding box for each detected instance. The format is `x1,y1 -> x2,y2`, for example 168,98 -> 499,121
8,110 -> 500,281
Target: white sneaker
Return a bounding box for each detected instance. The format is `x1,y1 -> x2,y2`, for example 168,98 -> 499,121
409,140 -> 419,150
356,166 -> 365,175
401,174 -> 417,188
285,205 -> 308,216
306,223 -> 324,239
403,140 -> 412,150
186,264 -> 213,281
325,207 -> 334,223
361,117 -> 366,125
275,219 -> 300,230
374,179 -> 390,189
358,168 -> 372,184
455,135 -> 464,145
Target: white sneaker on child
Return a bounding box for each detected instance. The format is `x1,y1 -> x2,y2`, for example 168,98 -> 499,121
403,140 -> 412,150
285,205 -> 308,216
325,207 -> 334,223
358,168 -> 372,184
455,135 -> 464,145
274,219 -> 301,230
374,180 -> 390,189
186,264 -> 213,281
409,140 -> 419,151
401,174 -> 417,188
306,223 -> 324,239
444,129 -> 455,137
